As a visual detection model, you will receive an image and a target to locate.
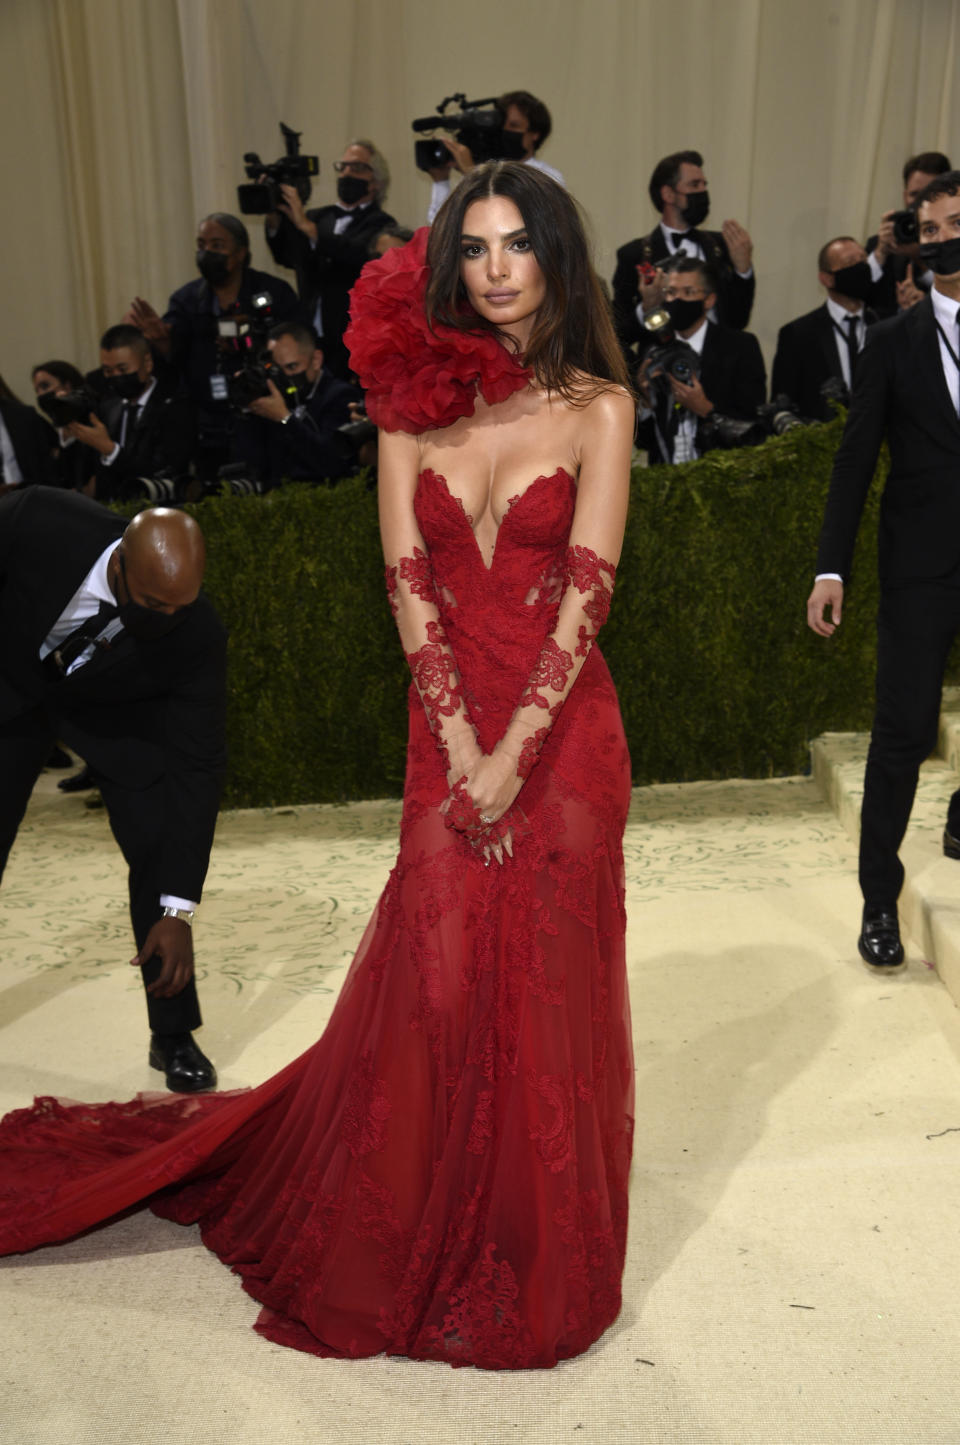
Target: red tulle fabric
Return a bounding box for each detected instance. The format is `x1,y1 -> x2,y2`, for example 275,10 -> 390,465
343,227 -> 532,433
0,469 -> 634,1372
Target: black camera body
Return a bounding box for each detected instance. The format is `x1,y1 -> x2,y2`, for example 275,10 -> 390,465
237,122 -> 319,215
891,208 -> 919,247
645,337 -> 702,391
411,94 -> 525,172
37,386 -> 102,429
215,291 -> 297,412
756,395 -> 807,436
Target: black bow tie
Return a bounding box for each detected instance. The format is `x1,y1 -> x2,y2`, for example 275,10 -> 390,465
333,207 -> 355,219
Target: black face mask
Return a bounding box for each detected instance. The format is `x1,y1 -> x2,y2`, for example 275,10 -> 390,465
106,371 -> 146,401
829,261 -> 873,302
918,236 -> 960,277
337,175 -> 369,207
196,249 -> 231,286
666,297 -> 705,331
288,369 -> 315,403
679,190 -> 710,228
116,553 -> 194,640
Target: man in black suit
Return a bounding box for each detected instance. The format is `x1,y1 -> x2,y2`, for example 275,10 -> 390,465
866,151 -> 952,317
612,148 -> 756,359
807,171 -> 960,971
125,213 -> 308,479
61,325 -> 194,501
771,237 -> 877,421
232,322 -> 360,486
264,139 -> 395,380
0,488 -> 227,1089
636,257 -> 766,466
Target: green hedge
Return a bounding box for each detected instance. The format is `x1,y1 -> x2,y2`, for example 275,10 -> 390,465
157,419 -> 883,807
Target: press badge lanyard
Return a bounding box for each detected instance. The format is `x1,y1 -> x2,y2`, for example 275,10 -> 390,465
934,319 -> 960,415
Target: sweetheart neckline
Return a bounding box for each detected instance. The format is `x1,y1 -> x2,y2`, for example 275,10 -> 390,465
417,467 -> 577,575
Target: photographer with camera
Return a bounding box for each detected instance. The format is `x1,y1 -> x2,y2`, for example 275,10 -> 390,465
125,213 -> 306,479
230,322 -> 361,487
30,362 -> 97,492
867,151 -> 952,316
263,140 -> 395,381
771,237 -> 879,422
421,91 -> 564,223
54,326 -> 195,503
635,256 -> 766,466
0,374 -> 59,496
613,149 -> 755,359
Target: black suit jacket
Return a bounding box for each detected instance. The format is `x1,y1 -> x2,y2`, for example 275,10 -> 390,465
612,224 -> 756,355
266,203 -> 396,377
0,399 -> 59,488
771,303 -> 876,422
94,381 -> 196,500
232,370 -> 361,485
638,322 -> 767,465
0,487 -> 227,900
816,296 -> 960,585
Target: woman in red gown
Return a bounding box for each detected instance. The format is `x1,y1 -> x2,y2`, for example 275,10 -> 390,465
0,162 -> 636,1370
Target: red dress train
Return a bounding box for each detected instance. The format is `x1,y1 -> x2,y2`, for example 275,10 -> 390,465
0,466 -> 633,1370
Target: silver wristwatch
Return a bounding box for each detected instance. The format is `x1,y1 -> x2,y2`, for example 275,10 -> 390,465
162,906 -> 195,926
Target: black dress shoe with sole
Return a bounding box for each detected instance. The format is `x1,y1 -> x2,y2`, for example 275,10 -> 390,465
149,1032 -> 217,1093
58,765 -> 97,793
858,904 -> 905,970
943,825 -> 960,860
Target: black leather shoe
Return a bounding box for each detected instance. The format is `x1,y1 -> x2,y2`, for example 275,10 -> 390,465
45,745 -> 73,770
858,904 -> 905,970
943,824 -> 960,860
149,1033 -> 217,1093
58,765 -> 96,793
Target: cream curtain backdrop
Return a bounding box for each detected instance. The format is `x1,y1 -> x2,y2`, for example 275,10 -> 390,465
1,0 -> 958,399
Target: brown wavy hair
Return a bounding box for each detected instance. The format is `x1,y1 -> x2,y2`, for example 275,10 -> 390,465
425,161 -> 631,403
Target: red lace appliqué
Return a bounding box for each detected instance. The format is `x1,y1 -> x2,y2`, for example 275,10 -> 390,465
564,546 -> 616,658
519,638 -> 574,710
406,621 -> 463,731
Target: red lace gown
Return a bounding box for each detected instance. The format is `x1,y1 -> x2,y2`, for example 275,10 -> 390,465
0,466 -> 634,1370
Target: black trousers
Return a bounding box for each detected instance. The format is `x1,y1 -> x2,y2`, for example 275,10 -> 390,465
0,703 -> 202,1034
859,580 -> 960,905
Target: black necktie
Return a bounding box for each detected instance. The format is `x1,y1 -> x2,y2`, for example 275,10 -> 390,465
844,315 -> 860,383
120,401 -> 139,448
45,599 -> 120,678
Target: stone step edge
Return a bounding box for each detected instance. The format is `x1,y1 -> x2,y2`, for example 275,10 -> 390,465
811,729 -> 960,1009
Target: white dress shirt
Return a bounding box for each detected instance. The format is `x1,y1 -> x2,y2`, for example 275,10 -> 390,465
0,412 -> 25,486
825,294 -> 867,392
39,538 -> 197,913
427,154 -> 565,224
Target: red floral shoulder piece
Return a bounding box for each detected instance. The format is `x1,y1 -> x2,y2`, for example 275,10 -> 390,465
343,227 -> 532,433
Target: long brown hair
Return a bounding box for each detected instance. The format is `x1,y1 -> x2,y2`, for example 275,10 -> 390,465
425,161 -> 631,402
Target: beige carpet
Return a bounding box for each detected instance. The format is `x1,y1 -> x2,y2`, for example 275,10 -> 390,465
3,766 -> 960,1445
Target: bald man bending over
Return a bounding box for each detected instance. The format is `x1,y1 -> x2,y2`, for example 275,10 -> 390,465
0,487 -> 227,1092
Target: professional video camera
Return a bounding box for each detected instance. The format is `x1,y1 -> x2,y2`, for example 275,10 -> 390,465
36,385 -> 102,429
411,94 -> 525,172
237,122 -> 319,215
